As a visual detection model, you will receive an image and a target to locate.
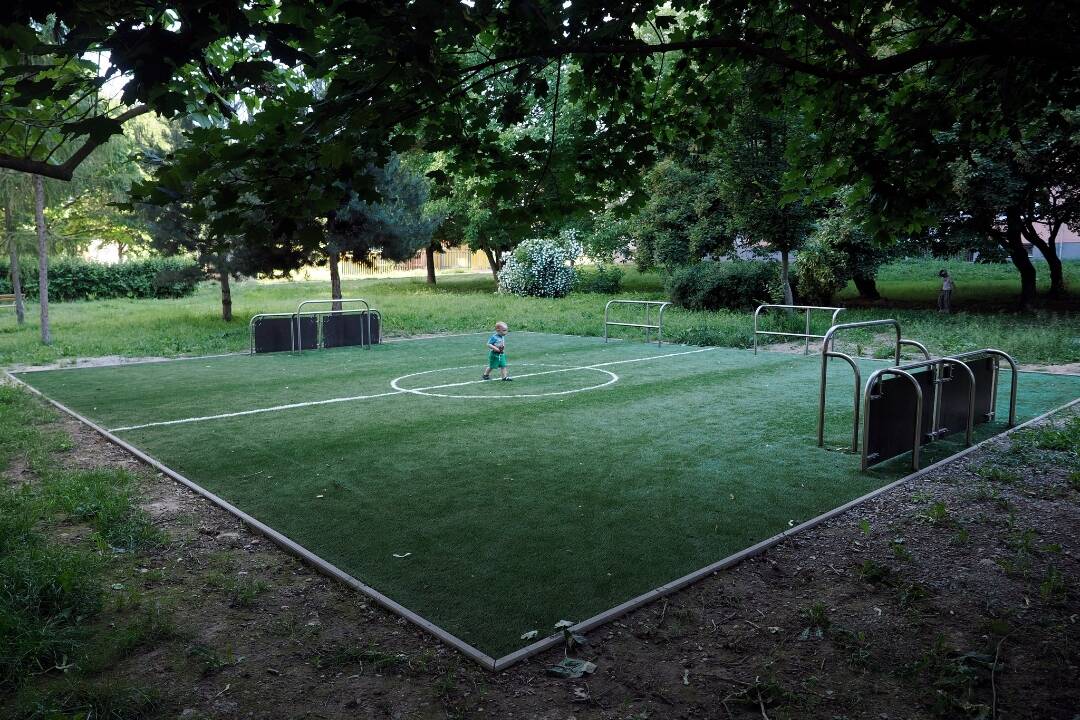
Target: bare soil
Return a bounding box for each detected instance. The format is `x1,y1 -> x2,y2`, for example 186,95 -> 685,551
6,403 -> 1080,719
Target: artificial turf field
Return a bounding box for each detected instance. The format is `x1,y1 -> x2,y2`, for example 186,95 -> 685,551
12,332 -> 1080,661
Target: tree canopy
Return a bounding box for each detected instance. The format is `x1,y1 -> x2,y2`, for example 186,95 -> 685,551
3,1 -> 1079,305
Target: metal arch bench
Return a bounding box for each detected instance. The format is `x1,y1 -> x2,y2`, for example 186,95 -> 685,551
753,304 -> 846,355
604,300 -> 672,347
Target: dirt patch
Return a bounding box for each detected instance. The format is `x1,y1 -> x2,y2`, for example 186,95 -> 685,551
6,353 -> 245,374
5,402 -> 1080,719
1020,362 -> 1080,375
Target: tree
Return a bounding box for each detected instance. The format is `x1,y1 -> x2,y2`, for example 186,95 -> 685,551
630,154 -> 732,271
0,170 -> 32,324
12,1 -> 1078,310
716,97 -> 814,305
794,198 -> 890,303
325,154 -> 442,302
32,173 -> 49,343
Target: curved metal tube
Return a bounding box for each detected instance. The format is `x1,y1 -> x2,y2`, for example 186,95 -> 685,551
861,367 -> 923,471
819,320 -> 902,455
754,304 -> 845,355
296,298 -> 371,353
657,303 -> 670,346
822,319 -> 902,365
818,350 -> 861,452
950,348 -> 1019,426
940,357 -> 977,446
900,339 -> 931,361
604,299 -> 672,347
248,312 -> 298,355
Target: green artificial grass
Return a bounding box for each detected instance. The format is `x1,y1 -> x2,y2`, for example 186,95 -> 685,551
15,333 -> 1080,659
1,259 -> 1078,367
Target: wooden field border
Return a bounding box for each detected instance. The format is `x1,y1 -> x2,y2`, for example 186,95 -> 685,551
5,358 -> 1078,672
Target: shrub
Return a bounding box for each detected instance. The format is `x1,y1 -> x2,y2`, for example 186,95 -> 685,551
793,234 -> 848,304
666,260 -> 781,311
0,257 -> 202,302
574,264 -> 624,294
498,232 -> 582,298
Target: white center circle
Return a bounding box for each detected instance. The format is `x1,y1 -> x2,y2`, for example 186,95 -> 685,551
390,363 -> 619,399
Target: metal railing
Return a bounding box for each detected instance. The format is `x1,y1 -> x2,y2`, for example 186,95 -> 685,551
604,300 -> 672,347
861,356 -> 978,471
295,298 -> 372,353
817,319 -> 932,452
753,304 -> 846,355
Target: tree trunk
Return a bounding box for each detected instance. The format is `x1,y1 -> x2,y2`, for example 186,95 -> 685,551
116,240 -> 126,262
1020,221 -> 1065,298
4,189 -> 25,324
852,274 -> 881,300
780,248 -> 794,305
329,251 -> 342,310
483,248 -> 502,284
218,265 -> 233,321
33,174 -> 50,344
1002,208 -> 1037,309
425,245 -> 437,285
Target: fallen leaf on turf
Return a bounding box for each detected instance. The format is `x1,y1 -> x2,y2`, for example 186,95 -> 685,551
520,630 -> 539,640
392,553 -> 411,558
554,619 -> 574,629
788,520 -> 796,526
111,583 -> 124,590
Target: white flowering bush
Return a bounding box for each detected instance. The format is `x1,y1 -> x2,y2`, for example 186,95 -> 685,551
498,231 -> 582,298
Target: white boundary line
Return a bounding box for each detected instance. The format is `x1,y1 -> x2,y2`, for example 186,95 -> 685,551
392,363 -> 620,399
3,369 -> 499,668
5,355 -> 1079,672
103,347 -> 716,432
9,331 -> 491,374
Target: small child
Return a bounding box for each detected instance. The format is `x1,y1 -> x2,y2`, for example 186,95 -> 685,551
938,269 -> 954,313
482,322 -> 512,381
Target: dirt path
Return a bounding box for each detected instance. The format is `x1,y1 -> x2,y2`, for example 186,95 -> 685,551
5,394 -> 1080,718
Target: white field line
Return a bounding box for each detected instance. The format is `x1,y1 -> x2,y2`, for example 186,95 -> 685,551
107,346 -> 717,433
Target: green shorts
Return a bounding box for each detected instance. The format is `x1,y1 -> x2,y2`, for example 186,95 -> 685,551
488,350 -> 508,369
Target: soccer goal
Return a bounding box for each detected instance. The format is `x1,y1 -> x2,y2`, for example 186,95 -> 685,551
248,298 -> 382,354
860,349 -> 1018,470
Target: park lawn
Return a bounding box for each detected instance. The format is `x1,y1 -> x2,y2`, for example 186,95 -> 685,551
0,259 -> 1077,367
14,333 -> 1080,659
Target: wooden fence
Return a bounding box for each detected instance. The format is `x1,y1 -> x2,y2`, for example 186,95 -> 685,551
339,246 -> 492,278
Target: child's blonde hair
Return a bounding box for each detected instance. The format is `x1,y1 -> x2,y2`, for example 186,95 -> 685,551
495,321 -> 508,331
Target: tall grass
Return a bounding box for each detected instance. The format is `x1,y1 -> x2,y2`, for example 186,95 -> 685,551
0,387 -> 161,700
0,260 -> 1077,366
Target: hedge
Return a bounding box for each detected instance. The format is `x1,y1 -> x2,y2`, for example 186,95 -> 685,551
666,260 -> 782,311
0,257 -> 203,302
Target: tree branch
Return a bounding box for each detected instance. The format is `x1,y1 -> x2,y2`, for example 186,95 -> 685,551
455,31 -> 1079,85
0,104 -> 151,181
789,1 -> 873,64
